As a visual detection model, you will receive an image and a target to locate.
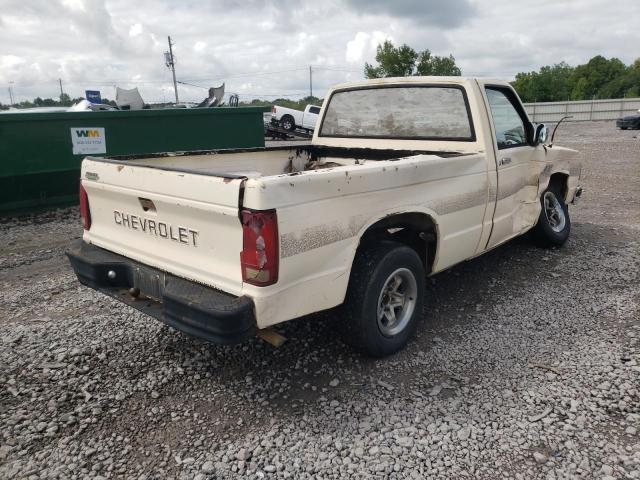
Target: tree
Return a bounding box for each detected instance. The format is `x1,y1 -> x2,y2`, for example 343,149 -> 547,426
568,55 -> 628,99
238,96 -> 323,112
416,51 -> 461,76
512,56 -> 640,102
511,62 -> 573,102
59,93 -> 73,106
365,40 -> 461,78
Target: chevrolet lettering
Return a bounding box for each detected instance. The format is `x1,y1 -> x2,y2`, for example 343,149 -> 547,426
113,210 -> 199,247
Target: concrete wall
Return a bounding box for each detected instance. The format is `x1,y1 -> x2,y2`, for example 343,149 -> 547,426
523,98 -> 640,123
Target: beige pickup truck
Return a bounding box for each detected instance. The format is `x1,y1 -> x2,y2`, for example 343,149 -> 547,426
67,77 -> 582,357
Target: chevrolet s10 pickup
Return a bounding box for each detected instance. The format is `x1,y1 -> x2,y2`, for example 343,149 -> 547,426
67,77 -> 583,357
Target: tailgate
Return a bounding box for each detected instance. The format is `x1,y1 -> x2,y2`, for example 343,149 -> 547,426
81,158 -> 246,295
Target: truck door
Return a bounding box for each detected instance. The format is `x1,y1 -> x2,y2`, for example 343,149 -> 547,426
483,86 -> 543,248
303,106 -> 321,130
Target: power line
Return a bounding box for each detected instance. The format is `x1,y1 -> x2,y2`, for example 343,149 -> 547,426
234,91 -> 309,97
180,67 -> 309,83
3,64 -> 365,89
176,80 -> 207,89
177,80 -> 308,97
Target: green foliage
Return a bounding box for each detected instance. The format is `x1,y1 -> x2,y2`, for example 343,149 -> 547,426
59,93 -> 73,106
416,51 -> 461,76
512,56 -> 640,102
512,62 -> 573,103
10,96 -> 118,109
238,95 -> 323,111
364,40 -> 461,78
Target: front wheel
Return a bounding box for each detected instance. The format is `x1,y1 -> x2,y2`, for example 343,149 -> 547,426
341,242 -> 425,357
531,184 -> 571,247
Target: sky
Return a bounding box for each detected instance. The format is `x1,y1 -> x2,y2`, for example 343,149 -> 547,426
1,0 -> 639,104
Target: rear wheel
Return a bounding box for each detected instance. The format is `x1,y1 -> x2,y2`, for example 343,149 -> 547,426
280,115 -> 295,132
341,242 -> 425,357
531,183 -> 571,247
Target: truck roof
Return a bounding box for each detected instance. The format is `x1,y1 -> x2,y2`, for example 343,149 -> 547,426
327,76 -> 511,91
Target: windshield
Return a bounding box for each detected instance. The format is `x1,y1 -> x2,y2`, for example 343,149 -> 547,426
319,86 -> 474,140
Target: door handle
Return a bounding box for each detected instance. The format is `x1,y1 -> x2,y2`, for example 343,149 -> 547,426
499,157 -> 512,166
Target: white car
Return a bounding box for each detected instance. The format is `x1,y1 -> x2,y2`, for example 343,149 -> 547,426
67,77 -> 582,357
271,104 -> 320,132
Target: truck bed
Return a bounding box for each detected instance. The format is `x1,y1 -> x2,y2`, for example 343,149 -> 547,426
102,145 -> 467,179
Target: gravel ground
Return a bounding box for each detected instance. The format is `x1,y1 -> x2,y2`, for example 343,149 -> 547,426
1,121 -> 638,479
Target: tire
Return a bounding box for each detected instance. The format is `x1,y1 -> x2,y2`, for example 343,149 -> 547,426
280,115 -> 295,132
341,242 -> 425,357
531,182 -> 571,247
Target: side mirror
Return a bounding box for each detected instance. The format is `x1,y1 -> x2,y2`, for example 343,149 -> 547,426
533,123 -> 548,146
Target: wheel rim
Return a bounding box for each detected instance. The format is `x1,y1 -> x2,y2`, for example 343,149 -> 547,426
377,268 -> 417,337
283,119 -> 292,130
543,191 -> 566,233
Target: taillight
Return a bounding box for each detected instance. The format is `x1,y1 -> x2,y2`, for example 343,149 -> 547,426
271,105 -> 276,114
240,209 -> 278,286
79,183 -> 91,230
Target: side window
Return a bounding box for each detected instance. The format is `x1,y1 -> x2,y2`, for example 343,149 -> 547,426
485,88 -> 527,149
308,106 -> 321,115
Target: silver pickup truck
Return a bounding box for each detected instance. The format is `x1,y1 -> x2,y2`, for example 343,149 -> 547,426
67,76 -> 582,357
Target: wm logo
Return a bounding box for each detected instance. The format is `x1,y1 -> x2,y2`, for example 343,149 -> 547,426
76,130 -> 101,138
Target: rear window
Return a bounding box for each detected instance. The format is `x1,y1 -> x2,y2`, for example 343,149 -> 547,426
319,86 -> 474,140
308,106 -> 321,115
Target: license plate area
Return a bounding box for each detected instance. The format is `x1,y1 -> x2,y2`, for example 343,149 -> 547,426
133,267 -> 166,302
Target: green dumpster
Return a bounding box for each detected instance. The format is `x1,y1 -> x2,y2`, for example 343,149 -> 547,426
0,107 -> 268,215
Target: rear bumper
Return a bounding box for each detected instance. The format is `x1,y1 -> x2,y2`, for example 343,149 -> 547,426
66,240 -> 256,344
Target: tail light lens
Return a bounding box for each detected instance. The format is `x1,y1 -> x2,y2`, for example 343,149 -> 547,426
79,183 -> 91,230
240,209 -> 278,286
271,105 -> 275,114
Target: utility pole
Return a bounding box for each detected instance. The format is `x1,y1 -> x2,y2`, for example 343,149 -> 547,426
8,82 -> 14,106
58,78 -> 64,97
309,65 -> 313,99
165,36 -> 179,104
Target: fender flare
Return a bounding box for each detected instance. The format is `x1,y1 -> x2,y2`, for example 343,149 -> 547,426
345,205 -> 442,275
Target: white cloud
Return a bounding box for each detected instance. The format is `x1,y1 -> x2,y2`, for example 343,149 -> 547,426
346,32 -> 369,63
0,0 -> 638,104
286,32 -> 317,58
60,0 -> 86,12
1,55 -> 26,69
346,31 -> 390,63
129,23 -> 142,37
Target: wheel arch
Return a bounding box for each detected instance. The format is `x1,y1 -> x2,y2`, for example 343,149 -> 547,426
548,171 -> 570,202
352,208 -> 441,276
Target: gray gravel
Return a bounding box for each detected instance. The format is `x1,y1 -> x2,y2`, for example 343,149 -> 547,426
1,121 -> 639,479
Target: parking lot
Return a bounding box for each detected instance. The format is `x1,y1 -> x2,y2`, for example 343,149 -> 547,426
1,121 -> 638,479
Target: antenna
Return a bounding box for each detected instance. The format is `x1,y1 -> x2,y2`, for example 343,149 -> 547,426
165,36 -> 179,104
549,115 -> 573,147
